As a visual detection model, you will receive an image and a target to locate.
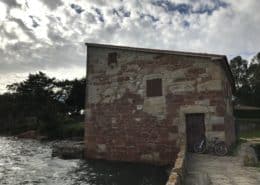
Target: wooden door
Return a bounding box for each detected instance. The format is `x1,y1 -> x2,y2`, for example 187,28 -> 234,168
186,113 -> 205,152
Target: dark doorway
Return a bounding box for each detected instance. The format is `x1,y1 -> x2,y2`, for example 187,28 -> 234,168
186,113 -> 205,152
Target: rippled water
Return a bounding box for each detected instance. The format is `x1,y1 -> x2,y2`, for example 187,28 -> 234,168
0,137 -> 168,185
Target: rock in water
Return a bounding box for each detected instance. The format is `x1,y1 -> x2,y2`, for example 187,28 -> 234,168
52,141 -> 84,159
17,130 -> 37,139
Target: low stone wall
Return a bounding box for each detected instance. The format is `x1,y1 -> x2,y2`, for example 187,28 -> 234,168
166,144 -> 187,185
239,139 -> 260,167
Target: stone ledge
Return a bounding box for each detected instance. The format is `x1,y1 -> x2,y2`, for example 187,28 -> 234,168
166,144 -> 187,185
166,172 -> 180,185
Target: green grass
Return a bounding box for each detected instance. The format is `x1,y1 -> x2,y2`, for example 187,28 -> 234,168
240,130 -> 260,138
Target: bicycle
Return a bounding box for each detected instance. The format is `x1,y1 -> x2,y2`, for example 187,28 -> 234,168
193,136 -> 228,156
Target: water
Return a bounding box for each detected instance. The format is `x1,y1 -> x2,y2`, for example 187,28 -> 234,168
0,137 -> 168,185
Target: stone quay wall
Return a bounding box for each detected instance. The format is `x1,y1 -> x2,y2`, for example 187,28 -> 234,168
166,144 -> 187,185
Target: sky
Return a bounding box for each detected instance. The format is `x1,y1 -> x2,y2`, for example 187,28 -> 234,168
0,0 -> 260,93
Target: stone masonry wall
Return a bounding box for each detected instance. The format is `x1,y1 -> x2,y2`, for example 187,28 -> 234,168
85,46 -> 234,165
222,68 -> 236,146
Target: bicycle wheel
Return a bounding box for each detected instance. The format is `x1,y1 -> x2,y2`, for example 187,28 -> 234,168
214,142 -> 228,156
193,141 -> 206,154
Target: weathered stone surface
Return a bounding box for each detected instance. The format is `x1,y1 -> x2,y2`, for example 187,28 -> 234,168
212,124 -> 225,131
141,152 -> 160,162
97,144 -> 107,153
143,96 -> 166,119
85,44 -> 235,165
197,80 -> 222,92
210,116 -> 224,124
168,81 -> 195,94
166,172 -> 180,185
206,131 -> 225,140
166,144 -> 187,185
240,142 -> 259,167
194,99 -> 210,106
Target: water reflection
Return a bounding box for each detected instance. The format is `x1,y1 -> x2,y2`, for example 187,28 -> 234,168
67,160 -> 167,185
0,137 -> 167,185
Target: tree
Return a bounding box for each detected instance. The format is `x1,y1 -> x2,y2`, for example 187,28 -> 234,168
248,52 -> 260,106
65,78 -> 86,114
54,77 -> 86,114
230,56 -> 249,89
7,71 -> 56,99
5,72 -> 65,133
0,71 -> 86,138
230,56 -> 252,105
230,53 -> 260,106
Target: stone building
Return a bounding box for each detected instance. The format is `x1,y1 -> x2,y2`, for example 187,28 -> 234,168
84,43 -> 236,165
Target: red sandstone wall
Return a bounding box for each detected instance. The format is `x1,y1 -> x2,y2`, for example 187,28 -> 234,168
85,46 -> 234,165
222,73 -> 236,146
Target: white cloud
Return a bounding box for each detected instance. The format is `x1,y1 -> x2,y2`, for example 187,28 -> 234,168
0,0 -> 260,93
0,2 -> 7,21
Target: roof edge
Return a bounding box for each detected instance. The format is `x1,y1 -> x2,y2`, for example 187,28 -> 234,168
223,56 -> 236,93
85,42 -> 226,59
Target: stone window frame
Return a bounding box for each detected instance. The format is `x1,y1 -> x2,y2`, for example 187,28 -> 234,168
143,74 -> 165,99
146,78 -> 163,97
178,105 -> 225,145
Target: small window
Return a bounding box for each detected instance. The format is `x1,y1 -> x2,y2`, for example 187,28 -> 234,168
108,52 -> 117,66
146,78 -> 162,97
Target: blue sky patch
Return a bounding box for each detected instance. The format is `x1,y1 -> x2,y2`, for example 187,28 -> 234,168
139,13 -> 159,22
182,20 -> 190,28
192,0 -> 229,15
152,0 -> 191,14
94,8 -> 104,22
113,7 -> 131,18
152,0 -> 229,15
29,15 -> 40,28
70,4 -> 84,14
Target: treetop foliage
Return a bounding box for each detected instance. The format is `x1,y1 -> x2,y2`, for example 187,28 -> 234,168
0,71 -> 86,137
230,52 -> 260,106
